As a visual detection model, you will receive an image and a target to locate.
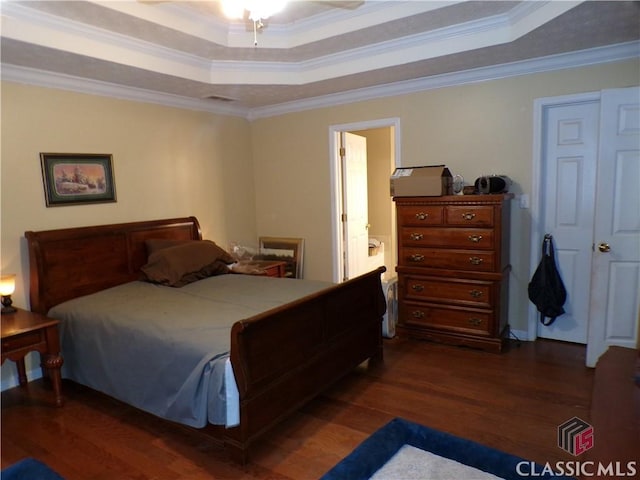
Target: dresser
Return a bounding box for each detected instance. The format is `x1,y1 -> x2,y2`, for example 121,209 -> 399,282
394,194 -> 512,352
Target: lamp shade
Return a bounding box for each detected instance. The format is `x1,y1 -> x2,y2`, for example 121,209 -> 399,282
0,274 -> 16,296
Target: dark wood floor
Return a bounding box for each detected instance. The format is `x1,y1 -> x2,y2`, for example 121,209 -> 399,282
0,338 -> 626,479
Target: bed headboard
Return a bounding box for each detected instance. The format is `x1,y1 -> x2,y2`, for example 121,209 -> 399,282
25,216 -> 202,314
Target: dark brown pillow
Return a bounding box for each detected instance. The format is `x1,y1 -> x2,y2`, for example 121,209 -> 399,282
141,240 -> 234,287
145,238 -> 191,255
145,238 -> 235,263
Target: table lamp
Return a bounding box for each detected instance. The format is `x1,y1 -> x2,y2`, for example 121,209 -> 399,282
0,274 -> 17,313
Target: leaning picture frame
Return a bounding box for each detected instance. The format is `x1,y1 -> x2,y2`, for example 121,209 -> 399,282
257,237 -> 305,279
40,153 -> 116,207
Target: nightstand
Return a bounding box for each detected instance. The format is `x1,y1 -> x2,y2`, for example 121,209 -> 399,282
1,308 -> 64,406
231,260 -> 288,278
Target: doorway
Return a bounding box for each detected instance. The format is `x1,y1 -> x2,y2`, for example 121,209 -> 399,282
530,87 -> 640,367
329,118 -> 401,283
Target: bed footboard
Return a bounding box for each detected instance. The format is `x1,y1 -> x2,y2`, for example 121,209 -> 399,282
224,266 -> 387,463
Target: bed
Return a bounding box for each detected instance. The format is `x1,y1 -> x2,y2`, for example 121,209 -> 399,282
25,216 -> 386,463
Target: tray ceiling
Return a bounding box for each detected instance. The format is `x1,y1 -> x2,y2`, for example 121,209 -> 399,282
1,1 -> 638,116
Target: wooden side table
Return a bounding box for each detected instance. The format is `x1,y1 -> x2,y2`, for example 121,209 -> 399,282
1,308 -> 64,406
231,260 -> 288,278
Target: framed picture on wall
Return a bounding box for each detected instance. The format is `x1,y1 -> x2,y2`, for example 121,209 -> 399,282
257,237 -> 304,279
40,153 -> 117,207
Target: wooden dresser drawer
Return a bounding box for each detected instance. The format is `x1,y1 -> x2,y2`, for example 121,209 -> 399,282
403,275 -> 493,308
399,247 -> 495,272
445,205 -> 494,226
393,194 -> 512,352
399,227 -> 495,250
396,206 -> 444,226
400,303 -> 492,335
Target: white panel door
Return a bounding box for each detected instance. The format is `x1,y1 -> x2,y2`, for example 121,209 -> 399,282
538,101 -> 600,343
341,132 -> 370,280
586,87 -> 640,367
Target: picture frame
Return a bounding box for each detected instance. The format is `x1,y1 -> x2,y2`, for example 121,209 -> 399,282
40,153 -> 116,207
257,236 -> 305,279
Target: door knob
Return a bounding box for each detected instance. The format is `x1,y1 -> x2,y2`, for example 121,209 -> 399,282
598,242 -> 611,253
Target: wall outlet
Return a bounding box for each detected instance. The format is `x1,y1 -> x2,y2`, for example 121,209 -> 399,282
519,194 -> 530,209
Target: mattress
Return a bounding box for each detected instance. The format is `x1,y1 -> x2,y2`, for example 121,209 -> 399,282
48,274 -> 332,428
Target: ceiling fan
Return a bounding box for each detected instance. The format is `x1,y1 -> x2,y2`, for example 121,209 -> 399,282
138,1 -> 364,18
139,0 -> 364,45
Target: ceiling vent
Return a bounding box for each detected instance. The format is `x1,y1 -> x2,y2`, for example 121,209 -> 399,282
204,95 -> 236,102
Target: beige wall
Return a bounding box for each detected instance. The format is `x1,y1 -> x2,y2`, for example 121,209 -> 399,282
1,83 -> 257,387
250,58 -> 640,333
0,82 -> 257,310
1,59 -> 638,387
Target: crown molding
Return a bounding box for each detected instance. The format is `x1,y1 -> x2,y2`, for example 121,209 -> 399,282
0,64 -> 250,118
212,5 -> 547,84
1,0 -> 581,86
248,41 -> 640,119
1,2 -> 214,83
2,42 -> 638,121
85,0 -> 433,49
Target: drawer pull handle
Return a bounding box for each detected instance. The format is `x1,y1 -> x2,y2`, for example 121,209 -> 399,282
415,212 -> 429,220
468,318 -> 483,326
468,234 -> 483,243
410,232 -> 424,241
462,212 -> 476,221
469,289 -> 483,298
410,254 -> 425,262
411,284 -> 425,292
412,310 -> 425,319
469,256 -> 484,265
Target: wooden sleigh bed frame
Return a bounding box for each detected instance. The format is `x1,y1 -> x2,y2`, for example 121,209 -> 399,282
25,217 -> 386,463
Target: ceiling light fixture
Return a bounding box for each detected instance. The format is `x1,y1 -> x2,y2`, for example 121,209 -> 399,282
221,0 -> 288,46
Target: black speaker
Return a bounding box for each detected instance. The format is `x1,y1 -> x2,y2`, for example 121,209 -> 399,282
474,175 -> 511,194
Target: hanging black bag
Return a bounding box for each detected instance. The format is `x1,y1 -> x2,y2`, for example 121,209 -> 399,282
528,234 -> 567,326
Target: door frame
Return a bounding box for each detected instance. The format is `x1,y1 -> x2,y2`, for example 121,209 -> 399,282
329,117 -> 402,283
528,91 -> 601,341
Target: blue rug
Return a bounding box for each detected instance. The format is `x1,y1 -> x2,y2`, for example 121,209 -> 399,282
1,458 -> 65,480
321,418 -> 574,480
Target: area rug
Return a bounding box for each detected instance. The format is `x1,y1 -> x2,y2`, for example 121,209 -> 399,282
320,418 -> 574,480
1,457 -> 65,480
